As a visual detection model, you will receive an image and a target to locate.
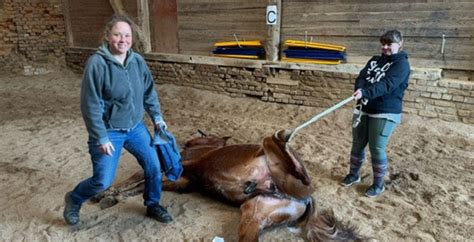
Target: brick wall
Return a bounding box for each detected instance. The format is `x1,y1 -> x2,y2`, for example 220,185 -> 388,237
0,0 -> 65,74
148,61 -> 474,124
404,78 -> 474,123
65,48 -> 474,124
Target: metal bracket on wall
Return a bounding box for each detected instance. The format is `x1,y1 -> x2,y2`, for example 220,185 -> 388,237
440,34 -> 446,58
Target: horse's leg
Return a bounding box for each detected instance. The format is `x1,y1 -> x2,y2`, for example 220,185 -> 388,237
96,168 -> 197,209
238,195 -> 308,242
91,170 -> 145,202
159,159 -> 202,193
162,176 -> 193,192
92,170 -> 146,209
114,170 -> 145,189
109,158 -> 199,192
101,175 -> 195,208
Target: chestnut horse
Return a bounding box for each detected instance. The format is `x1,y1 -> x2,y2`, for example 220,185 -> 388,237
94,130 -> 361,241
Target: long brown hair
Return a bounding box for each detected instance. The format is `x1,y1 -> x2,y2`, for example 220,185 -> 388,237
101,14 -> 135,45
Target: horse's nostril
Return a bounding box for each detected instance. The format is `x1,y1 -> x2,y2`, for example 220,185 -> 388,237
244,181 -> 257,194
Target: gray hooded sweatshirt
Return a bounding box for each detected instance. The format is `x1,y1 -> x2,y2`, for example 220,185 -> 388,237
80,44 -> 163,145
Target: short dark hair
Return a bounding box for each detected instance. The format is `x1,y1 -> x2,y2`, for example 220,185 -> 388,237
380,30 -> 403,44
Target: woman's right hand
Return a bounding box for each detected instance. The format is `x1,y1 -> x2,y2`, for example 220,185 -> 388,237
353,89 -> 363,100
99,142 -> 115,156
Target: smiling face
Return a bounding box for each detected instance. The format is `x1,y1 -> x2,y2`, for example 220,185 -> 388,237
379,30 -> 403,56
107,21 -> 132,56
381,41 -> 402,56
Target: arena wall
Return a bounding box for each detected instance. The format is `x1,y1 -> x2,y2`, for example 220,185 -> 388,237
66,47 -> 474,124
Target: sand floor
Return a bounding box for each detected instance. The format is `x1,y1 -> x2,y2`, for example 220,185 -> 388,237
0,70 -> 472,241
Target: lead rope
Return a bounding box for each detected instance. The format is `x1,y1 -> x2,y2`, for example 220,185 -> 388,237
286,96 -> 356,143
352,98 -> 368,128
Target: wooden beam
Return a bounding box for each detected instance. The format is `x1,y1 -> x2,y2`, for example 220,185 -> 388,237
145,52 -> 265,68
62,0 -> 73,47
67,47 -> 443,81
137,0 -> 151,53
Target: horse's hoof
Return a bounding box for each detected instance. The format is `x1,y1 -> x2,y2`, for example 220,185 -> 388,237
99,196 -> 119,209
90,194 -> 104,203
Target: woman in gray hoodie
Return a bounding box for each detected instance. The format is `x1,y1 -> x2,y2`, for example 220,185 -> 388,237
63,15 -> 172,225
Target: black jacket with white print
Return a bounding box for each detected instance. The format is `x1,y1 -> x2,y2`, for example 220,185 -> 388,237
355,51 -> 410,114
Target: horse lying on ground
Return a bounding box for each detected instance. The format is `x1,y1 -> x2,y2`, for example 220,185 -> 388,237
93,130 -> 362,241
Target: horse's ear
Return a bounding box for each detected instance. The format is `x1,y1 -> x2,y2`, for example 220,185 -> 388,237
262,137 -> 313,199
197,129 -> 207,137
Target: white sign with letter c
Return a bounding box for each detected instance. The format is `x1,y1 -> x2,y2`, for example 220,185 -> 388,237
266,5 -> 277,25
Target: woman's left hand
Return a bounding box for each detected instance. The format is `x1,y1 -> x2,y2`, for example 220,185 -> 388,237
155,121 -> 167,130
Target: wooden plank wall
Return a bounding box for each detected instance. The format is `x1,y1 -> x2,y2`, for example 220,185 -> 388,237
281,0 -> 474,72
64,0 -> 473,73
177,0 -> 268,55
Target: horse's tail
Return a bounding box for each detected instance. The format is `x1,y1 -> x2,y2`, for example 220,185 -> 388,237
304,197 -> 363,242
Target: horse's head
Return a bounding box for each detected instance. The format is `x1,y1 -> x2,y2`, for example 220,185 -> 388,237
262,129 -> 314,199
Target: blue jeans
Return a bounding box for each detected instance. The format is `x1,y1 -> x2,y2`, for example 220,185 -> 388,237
70,121 -> 162,207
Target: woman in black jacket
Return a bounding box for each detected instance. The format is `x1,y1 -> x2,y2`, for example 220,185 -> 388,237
341,30 -> 410,197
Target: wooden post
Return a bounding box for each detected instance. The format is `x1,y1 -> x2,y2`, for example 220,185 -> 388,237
62,0 -> 73,47
137,0 -> 151,53
265,0 -> 281,62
